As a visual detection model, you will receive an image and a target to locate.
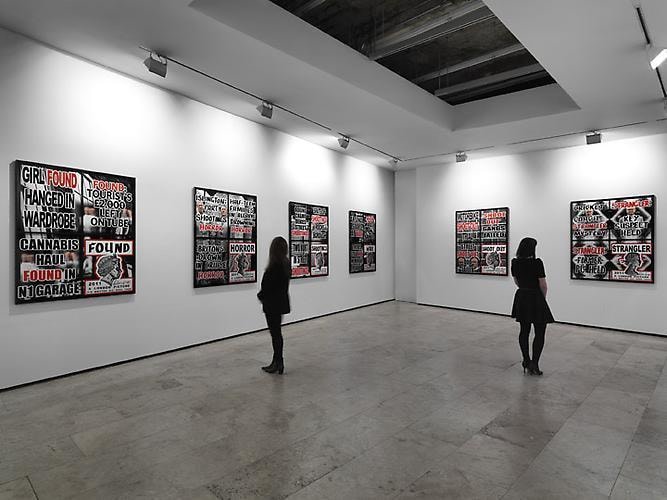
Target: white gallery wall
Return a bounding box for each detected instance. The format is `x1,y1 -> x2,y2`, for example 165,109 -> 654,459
0,29 -> 395,389
394,169 -> 416,302
404,132 -> 667,336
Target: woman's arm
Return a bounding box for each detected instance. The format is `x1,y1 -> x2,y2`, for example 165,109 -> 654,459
539,277 -> 548,297
258,267 -> 276,301
510,259 -> 519,288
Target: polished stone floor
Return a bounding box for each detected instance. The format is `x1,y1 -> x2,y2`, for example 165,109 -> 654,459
1,301 -> 667,499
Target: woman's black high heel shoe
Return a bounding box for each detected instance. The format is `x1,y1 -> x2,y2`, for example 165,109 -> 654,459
522,360 -> 530,374
262,362 -> 284,374
529,361 -> 543,376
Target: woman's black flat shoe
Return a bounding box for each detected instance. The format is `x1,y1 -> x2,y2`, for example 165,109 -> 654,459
522,360 -> 530,374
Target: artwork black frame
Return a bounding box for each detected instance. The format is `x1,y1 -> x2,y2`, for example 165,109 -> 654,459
349,210 -> 376,274
455,206 -> 509,276
289,201 -> 329,279
14,159 -> 136,304
570,195 -> 655,283
193,187 -> 258,288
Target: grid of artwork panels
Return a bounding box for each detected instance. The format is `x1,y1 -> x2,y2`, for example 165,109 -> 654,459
15,160 -> 136,304
289,201 -> 329,279
193,187 -> 257,287
455,207 -> 509,276
570,195 -> 655,283
349,211 -> 376,273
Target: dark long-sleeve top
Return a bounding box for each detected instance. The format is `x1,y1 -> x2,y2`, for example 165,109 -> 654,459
257,261 -> 291,315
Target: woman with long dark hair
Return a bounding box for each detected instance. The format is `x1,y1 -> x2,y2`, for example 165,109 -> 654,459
511,237 -> 554,375
257,236 -> 291,374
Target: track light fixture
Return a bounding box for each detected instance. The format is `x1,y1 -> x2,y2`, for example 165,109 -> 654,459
586,131 -> 602,145
648,45 -> 667,70
256,101 -> 274,119
143,51 -> 167,78
337,135 -> 350,149
455,151 -> 468,163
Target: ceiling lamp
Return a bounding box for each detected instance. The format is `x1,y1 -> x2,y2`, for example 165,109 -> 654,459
455,151 -> 468,163
256,101 -> 274,119
586,131 -> 602,145
337,135 -> 350,149
143,52 -> 167,78
648,45 -> 667,70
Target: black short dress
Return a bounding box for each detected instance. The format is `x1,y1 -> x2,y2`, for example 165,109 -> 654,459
511,257 -> 554,324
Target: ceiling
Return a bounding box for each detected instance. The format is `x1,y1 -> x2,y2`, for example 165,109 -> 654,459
269,0 -> 555,105
0,0 -> 665,168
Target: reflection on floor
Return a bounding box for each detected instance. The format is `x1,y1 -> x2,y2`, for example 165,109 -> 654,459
1,301 -> 667,499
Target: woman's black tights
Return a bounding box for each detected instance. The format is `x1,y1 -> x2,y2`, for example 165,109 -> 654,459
519,322 -> 546,363
265,313 -> 284,364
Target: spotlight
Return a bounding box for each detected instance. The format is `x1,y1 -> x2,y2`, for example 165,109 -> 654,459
388,158 -> 399,168
256,101 -> 273,119
337,135 -> 350,149
143,52 -> 167,78
455,151 -> 468,163
648,45 -> 667,70
586,131 -> 602,145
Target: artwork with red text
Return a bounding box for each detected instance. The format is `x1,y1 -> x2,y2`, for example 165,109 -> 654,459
193,188 -> 257,287
349,211 -> 376,273
455,207 -> 508,275
289,201 -> 329,278
14,159 -> 136,304
571,195 -> 655,283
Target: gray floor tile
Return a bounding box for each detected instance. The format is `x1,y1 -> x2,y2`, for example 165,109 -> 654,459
70,405 -> 200,456
456,434 -> 534,488
0,478 -> 37,500
205,428 -> 355,499
633,407 -> 667,450
480,398 -> 576,454
0,436 -> 83,485
397,465 -> 507,500
504,448 -> 611,499
569,386 -> 647,433
408,394 -> 507,447
544,418 -> 633,483
620,441 -> 667,491
610,474 -> 667,500
285,428 -> 456,499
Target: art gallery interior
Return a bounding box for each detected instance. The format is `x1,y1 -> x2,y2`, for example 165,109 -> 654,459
1,0 -> 667,498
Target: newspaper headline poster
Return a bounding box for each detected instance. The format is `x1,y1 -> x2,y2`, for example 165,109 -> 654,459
349,211 -> 376,273
289,201 -> 329,278
455,207 -> 509,276
571,195 -> 655,283
194,188 -> 257,287
14,160 -> 136,304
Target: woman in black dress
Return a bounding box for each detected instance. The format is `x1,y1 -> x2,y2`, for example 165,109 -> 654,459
511,237 -> 554,375
257,236 -> 291,374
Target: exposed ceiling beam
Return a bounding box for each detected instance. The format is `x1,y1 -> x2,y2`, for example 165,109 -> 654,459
444,72 -> 550,103
369,0 -> 493,61
412,43 -> 526,84
294,0 -> 329,17
434,63 -> 545,97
